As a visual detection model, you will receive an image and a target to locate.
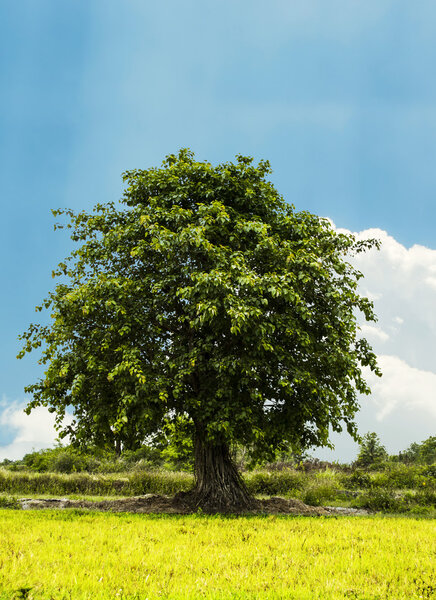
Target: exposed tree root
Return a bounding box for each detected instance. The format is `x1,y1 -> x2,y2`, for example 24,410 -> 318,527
190,435 -> 258,513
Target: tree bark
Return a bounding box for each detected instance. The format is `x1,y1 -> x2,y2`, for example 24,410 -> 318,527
191,431 -> 257,513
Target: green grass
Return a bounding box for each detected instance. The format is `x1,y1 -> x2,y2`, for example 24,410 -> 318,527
0,510 -> 434,599
1,465 -> 435,512
0,468 -> 193,497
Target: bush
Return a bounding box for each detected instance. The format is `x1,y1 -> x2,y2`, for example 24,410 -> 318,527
381,464 -> 421,489
366,464 -> 435,490
351,487 -> 404,512
351,484 -> 436,513
420,464 -> 436,481
419,436 -> 436,464
342,469 -> 372,489
413,489 -> 436,508
303,483 -> 339,506
13,443 -> 193,475
22,447 -> 92,473
245,470 -> 306,495
341,464 -> 427,491
0,495 -> 21,509
408,505 -> 433,515
119,446 -> 165,469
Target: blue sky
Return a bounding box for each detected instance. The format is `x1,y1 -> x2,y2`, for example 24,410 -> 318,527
1,0 -> 435,461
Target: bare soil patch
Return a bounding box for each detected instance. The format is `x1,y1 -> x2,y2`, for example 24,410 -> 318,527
18,495 -> 369,516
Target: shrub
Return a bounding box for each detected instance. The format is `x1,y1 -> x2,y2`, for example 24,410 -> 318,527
381,464 -> 420,489
21,447 -> 91,474
350,485 -> 436,513
14,444 -> 190,475
342,469 -> 371,489
245,470 -> 305,495
413,489 -> 436,508
412,436 -> 436,465
368,464 -> 433,490
303,483 -> 338,506
313,468 -> 342,485
420,464 -> 436,481
351,487 -> 404,512
0,495 -> 21,509
408,505 -> 433,515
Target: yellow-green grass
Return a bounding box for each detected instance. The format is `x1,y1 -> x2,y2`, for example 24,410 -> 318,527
0,511 -> 434,600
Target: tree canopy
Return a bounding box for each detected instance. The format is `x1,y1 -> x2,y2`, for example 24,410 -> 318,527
356,432 -> 388,467
19,149 -> 380,510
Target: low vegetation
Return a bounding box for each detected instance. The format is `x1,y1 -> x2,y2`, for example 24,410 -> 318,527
0,461 -> 435,515
0,434 -> 435,514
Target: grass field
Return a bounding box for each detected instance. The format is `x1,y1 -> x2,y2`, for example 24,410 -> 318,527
1,465 -> 435,514
0,510 -> 434,599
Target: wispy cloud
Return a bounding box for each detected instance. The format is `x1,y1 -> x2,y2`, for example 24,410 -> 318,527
0,398 -> 72,461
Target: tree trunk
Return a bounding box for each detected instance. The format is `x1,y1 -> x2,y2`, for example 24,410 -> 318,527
192,432 -> 257,513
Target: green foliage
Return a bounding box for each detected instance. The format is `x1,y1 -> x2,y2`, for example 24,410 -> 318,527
113,444 -> 165,470
303,483 -> 339,506
398,441 -> 422,464
0,495 -> 21,509
300,470 -> 344,506
355,432 -> 388,468
351,487 -> 404,512
351,485 -> 436,513
371,464 -> 422,490
418,436 -> 436,464
395,436 -> 436,465
12,443 -> 192,474
421,463 -> 436,478
22,446 -> 91,473
413,489 -> 436,507
342,462 -> 436,492
245,470 -> 306,495
158,416 -> 194,471
18,149 -> 380,476
342,469 -> 372,489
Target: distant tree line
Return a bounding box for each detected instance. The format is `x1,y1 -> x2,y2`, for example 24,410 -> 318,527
0,433 -> 434,474
356,432 -> 436,468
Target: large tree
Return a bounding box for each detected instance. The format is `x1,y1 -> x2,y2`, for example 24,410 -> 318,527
19,149 -> 380,511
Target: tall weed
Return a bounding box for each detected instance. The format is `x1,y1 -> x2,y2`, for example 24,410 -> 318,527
0,468 -> 192,497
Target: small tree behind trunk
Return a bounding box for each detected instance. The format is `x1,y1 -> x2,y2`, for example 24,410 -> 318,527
192,432 -> 257,513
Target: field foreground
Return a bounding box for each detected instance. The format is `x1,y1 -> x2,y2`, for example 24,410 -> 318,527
0,511 -> 434,599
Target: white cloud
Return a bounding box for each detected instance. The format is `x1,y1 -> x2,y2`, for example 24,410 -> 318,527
314,224 -> 436,462
314,355 -> 436,462
365,355 -> 436,421
346,228 -> 436,427
339,226 -> 436,372
360,324 -> 389,343
0,399 -> 72,461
